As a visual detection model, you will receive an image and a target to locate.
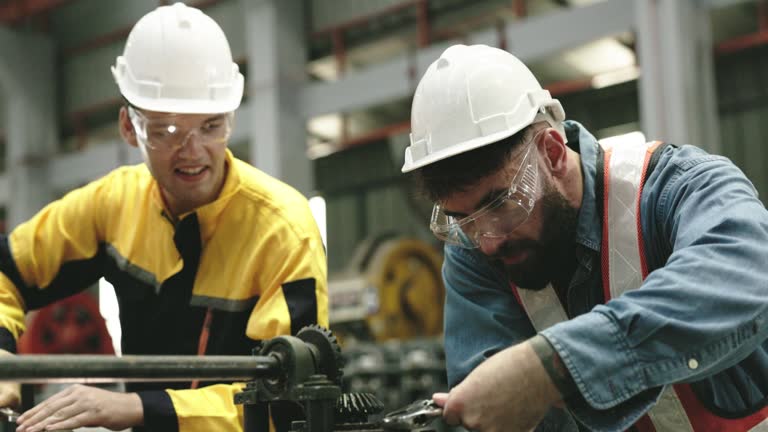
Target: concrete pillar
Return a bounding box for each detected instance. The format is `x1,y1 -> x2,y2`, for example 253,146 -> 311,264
241,0 -> 312,196
0,28 -> 58,228
635,0 -> 720,153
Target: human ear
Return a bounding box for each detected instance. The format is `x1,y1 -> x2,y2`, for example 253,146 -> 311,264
539,128 -> 568,178
118,106 -> 139,148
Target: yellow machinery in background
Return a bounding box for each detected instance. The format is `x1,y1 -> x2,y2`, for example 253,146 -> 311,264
328,236 -> 445,344
329,236 -> 449,418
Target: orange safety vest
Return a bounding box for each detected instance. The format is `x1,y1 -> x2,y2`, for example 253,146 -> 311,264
511,139 -> 768,431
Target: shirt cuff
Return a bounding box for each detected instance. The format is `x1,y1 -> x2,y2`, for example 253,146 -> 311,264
565,386 -> 662,432
137,390 -> 178,432
0,328 -> 17,353
541,310 -> 662,431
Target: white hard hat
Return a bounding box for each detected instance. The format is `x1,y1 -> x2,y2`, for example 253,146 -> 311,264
112,2 -> 244,114
402,44 -> 566,173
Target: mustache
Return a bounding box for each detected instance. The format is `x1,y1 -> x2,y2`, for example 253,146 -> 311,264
489,239 -> 540,261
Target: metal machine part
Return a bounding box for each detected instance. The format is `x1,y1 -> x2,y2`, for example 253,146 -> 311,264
336,392 -> 384,423
381,399 -> 442,430
291,392 -> 384,432
342,339 -> 447,417
329,237 -> 445,343
0,407 -> 18,432
0,408 -> 18,424
18,292 -> 114,355
233,325 -> 345,432
0,326 -> 442,432
0,355 -> 280,384
232,326 -> 444,432
291,394 -> 438,432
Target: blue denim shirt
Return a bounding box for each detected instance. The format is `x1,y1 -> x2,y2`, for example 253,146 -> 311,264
443,121 -> 768,431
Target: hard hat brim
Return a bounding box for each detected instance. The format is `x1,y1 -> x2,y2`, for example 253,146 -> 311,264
401,128 -> 518,173
117,73 -> 244,115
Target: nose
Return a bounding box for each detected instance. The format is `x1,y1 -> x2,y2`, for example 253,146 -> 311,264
477,235 -> 506,256
177,130 -> 205,155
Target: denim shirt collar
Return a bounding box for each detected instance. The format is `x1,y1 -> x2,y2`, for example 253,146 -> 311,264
563,120 -> 601,254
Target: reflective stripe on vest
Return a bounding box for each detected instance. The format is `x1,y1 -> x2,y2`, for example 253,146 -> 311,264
512,139 -> 768,432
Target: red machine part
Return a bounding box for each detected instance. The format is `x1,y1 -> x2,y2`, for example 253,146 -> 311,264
18,292 -> 115,355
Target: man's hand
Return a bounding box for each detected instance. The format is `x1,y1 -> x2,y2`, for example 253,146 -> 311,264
433,339 -> 564,432
16,385 -> 143,432
0,350 -> 20,409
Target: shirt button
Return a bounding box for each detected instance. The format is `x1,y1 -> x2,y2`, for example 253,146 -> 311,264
688,358 -> 699,370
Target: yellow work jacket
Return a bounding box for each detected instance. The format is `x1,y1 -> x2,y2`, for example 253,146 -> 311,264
0,150 -> 328,431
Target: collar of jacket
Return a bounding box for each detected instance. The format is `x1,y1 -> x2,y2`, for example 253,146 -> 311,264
563,120 -> 602,254
149,148 -> 242,244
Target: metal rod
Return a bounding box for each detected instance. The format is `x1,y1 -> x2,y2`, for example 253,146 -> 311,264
416,0 -> 430,48
0,355 -> 281,384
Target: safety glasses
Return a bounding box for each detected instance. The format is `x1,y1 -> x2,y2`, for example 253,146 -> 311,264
127,106 -> 233,153
429,139 -> 540,248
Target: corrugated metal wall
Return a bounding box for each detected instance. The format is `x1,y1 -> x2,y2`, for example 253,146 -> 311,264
716,44 -> 768,200
557,81 -> 640,139
560,46 -> 768,204
560,43 -> 768,203
315,136 -> 434,272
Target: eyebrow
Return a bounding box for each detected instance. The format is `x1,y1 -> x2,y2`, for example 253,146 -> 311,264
441,144 -> 532,218
204,114 -> 227,122
143,113 -> 227,123
443,187 -> 508,218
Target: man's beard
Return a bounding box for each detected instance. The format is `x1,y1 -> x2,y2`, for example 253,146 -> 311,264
492,184 -> 579,290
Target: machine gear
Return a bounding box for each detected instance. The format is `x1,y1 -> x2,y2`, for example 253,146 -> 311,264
296,324 -> 345,384
335,392 -> 384,424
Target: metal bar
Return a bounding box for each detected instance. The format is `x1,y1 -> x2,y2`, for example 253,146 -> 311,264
303,0 -> 635,118
713,0 -> 768,55
0,355 -> 281,384
0,0 -> 71,25
333,66 -> 632,152
416,0 -> 430,47
546,77 -> 593,96
714,30 -> 768,55
311,0 -> 419,38
63,27 -> 131,57
63,0 -> 226,56
332,29 -> 347,76
514,0 -> 527,18
340,120 -> 411,149
496,20 -> 507,51
333,25 -> 350,145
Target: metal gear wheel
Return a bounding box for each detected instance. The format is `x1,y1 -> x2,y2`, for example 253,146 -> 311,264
296,324 -> 345,384
335,392 -> 385,426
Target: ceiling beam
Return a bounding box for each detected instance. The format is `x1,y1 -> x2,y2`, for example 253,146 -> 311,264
0,0 -> 71,25
301,0 -> 635,118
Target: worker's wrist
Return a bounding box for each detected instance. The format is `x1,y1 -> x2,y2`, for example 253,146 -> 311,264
123,392 -> 145,427
529,334 -> 578,399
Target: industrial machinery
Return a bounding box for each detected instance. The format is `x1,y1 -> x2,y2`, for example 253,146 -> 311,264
328,236 -> 445,344
18,292 -> 114,355
234,324 -> 441,432
326,236 -> 454,431
0,325 -> 442,432
342,338 -> 447,419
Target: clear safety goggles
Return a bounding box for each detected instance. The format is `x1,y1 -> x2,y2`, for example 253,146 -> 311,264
127,106 -> 233,152
430,141 -> 540,248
